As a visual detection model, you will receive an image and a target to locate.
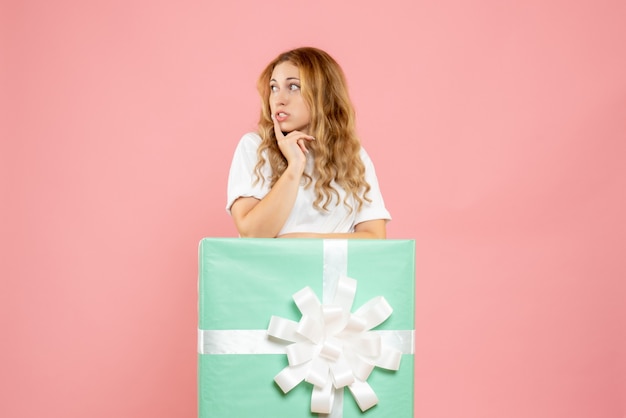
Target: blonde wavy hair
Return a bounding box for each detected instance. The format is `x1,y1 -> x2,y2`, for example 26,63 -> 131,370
254,47 -> 371,212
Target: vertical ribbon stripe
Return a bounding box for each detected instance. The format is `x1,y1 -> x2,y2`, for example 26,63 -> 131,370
323,240 -> 348,417
322,239 -> 348,303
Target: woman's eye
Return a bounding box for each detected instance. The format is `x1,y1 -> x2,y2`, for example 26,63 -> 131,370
270,85 -> 278,92
289,84 -> 300,91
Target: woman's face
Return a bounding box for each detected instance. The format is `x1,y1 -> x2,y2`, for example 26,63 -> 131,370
269,61 -> 311,135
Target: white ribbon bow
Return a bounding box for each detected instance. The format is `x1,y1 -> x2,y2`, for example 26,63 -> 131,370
267,275 -> 402,415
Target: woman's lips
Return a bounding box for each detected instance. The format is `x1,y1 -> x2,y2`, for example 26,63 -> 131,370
275,112 -> 289,122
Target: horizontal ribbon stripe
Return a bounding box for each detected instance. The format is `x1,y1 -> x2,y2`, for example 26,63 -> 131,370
198,329 -> 286,354
198,329 -> 415,355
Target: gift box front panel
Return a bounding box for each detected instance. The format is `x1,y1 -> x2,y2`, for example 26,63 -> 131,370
199,238 -> 415,417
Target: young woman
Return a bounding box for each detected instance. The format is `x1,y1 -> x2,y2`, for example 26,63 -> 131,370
226,47 -> 390,238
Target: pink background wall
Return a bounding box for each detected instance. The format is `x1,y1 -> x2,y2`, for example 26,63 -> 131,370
2,0 -> 624,417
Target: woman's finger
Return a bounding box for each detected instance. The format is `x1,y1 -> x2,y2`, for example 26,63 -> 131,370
296,139 -> 309,154
271,114 -> 285,140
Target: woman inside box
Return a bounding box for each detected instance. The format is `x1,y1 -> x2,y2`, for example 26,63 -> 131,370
226,47 -> 390,239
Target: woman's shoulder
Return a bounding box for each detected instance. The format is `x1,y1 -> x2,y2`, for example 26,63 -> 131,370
231,132 -> 261,155
239,131 -> 262,145
358,145 -> 373,163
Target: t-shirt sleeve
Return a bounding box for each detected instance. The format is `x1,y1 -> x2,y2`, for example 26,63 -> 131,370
226,133 -> 270,214
354,148 -> 392,225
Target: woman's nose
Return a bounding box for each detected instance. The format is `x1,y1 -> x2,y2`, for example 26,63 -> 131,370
273,89 -> 288,106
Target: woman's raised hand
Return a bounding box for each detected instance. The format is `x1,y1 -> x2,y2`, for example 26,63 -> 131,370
272,115 -> 315,172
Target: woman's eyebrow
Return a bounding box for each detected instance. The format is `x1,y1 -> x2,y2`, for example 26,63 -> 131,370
270,77 -> 301,82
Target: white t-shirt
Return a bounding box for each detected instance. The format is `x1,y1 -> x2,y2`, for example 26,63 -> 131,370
226,132 -> 391,235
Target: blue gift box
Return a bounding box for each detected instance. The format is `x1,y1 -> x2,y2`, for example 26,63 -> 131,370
198,238 -> 415,417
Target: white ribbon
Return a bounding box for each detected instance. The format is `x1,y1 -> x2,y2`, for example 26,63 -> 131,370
267,240 -> 406,415
198,329 -> 413,356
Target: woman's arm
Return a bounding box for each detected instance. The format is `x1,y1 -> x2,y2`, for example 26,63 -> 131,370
277,219 -> 387,239
231,118 -> 314,238
230,164 -> 302,237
